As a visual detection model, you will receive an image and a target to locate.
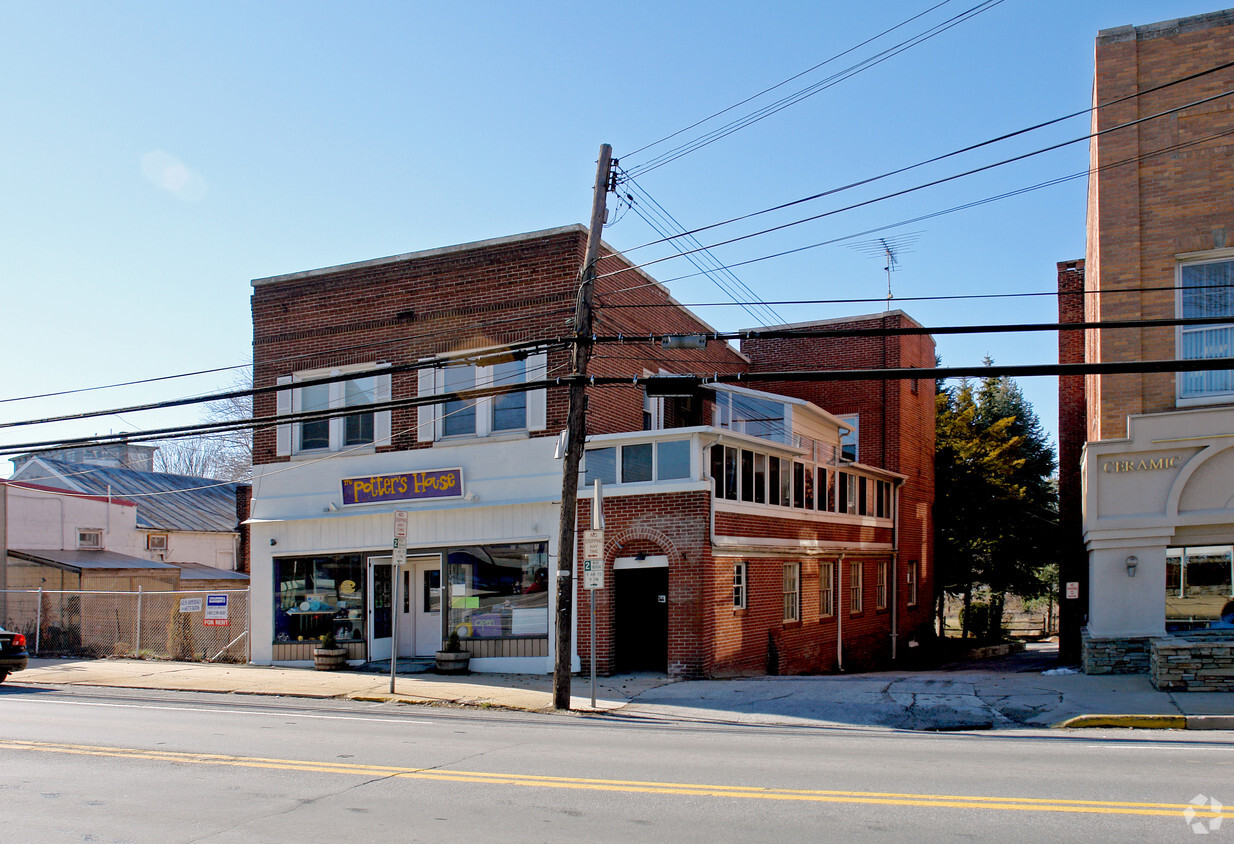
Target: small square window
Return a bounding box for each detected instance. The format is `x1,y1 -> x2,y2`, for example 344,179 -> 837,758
78,529 -> 102,550
585,448 -> 617,486
622,443 -> 653,483
657,440 -> 691,480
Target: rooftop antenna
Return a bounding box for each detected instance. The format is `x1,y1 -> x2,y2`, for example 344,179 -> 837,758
849,232 -> 922,310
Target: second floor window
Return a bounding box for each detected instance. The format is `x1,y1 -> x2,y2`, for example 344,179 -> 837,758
1179,256 -> 1234,402
839,414 -> 858,462
418,352 -> 546,441
276,367 -> 390,457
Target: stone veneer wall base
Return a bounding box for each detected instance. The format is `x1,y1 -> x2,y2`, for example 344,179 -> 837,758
1150,631 -> 1234,692
1081,628 -> 1152,674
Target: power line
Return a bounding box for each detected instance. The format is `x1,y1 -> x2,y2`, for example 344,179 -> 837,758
0,339 -> 571,432
624,0 -> 957,160
603,86 -> 1234,284
603,121 -> 1234,299
5,309 -> 1233,440
619,59 -> 1234,256
0,302 -> 575,409
5,356 -> 1232,459
620,176 -> 784,326
624,0 -> 1008,177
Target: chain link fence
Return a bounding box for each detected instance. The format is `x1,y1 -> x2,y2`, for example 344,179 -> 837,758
0,589 -> 249,663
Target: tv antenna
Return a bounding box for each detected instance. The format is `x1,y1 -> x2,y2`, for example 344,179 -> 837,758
849,232 -> 922,309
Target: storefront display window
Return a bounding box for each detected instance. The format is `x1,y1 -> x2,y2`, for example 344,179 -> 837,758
1166,545 -> 1234,630
446,543 -> 549,640
274,554 -> 365,643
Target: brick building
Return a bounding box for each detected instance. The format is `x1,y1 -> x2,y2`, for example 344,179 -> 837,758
248,225 -> 935,676
1058,10 -> 1234,671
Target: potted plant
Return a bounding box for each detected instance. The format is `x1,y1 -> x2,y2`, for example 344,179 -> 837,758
313,631 -> 348,671
435,630 -> 471,674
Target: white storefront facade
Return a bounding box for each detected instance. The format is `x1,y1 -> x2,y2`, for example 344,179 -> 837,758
1082,406 -> 1234,671
248,436 -> 567,673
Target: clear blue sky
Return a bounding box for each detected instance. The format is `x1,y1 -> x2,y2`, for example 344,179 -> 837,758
0,1 -> 1220,474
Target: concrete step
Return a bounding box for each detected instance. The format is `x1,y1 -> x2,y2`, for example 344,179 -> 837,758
354,657 -> 437,675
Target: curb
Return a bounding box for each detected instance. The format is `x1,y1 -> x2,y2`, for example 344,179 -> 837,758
1055,714 -> 1234,730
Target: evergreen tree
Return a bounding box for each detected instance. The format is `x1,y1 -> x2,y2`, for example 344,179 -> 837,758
935,364 -> 1058,639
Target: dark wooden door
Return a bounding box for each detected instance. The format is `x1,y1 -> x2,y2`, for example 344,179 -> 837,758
615,567 -> 668,672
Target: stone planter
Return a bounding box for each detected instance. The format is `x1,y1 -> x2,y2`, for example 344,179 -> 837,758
435,650 -> 471,674
314,646 -> 348,671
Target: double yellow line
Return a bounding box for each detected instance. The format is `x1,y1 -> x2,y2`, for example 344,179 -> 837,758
2,739 -> 1228,820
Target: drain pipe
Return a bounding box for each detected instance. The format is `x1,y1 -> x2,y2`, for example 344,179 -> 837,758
836,552 -> 845,673
891,480 -> 901,662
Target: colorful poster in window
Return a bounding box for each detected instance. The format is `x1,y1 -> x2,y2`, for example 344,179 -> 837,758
341,469 -> 463,506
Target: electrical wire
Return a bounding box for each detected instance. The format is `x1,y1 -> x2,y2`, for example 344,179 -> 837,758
623,0 -> 958,160
620,177 -> 783,326
624,0 -> 1008,177
603,86 -> 1234,284
621,57 -> 1234,253
603,121 -> 1234,299
5,355 -> 1232,459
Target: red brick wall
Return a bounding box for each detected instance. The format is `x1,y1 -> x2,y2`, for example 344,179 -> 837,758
1057,260 -> 1088,659
577,491 -> 911,678
251,228 -> 749,464
740,311 -> 936,649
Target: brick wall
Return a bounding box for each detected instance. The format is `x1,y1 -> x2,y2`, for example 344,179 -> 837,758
741,310 -> 937,654
1057,260 -> 1087,660
251,227 -> 749,464
1086,14 -> 1234,439
577,489 -> 916,678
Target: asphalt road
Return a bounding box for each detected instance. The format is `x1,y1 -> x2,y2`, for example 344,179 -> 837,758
2,682 -> 1230,842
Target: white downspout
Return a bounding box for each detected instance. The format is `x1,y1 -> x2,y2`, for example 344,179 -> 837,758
837,552 -> 845,673
891,480 -> 902,661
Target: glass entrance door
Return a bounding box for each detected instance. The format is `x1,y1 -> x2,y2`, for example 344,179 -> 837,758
368,556 -> 393,661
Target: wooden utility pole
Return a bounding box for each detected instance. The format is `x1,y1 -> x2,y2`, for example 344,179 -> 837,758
554,144 -> 613,710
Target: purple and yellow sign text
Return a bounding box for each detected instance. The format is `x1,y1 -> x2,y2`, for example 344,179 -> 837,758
341,468 -> 463,506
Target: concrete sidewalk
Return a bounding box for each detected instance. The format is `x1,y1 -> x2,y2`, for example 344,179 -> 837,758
8,645 -> 1232,731
10,657 -> 667,714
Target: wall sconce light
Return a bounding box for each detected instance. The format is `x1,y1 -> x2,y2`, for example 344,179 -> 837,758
1125,555 -> 1138,577
270,538 -> 278,546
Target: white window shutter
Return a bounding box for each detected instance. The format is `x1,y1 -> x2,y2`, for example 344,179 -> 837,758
417,364 -> 436,442
526,352 -> 548,431
373,371 -> 392,446
275,376 -> 292,456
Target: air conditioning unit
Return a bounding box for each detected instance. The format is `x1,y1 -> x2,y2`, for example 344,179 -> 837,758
147,534 -> 169,552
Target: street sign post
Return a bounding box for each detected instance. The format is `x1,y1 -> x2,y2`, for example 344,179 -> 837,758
582,559 -> 604,590
391,511 -> 409,693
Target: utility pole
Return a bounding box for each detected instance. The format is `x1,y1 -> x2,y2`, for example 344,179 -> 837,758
554,144 -> 613,710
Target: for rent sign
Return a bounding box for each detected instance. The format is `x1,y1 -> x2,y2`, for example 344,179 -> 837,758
341,469 -> 464,506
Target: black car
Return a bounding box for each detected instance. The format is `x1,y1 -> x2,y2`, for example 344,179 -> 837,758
0,627 -> 29,683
